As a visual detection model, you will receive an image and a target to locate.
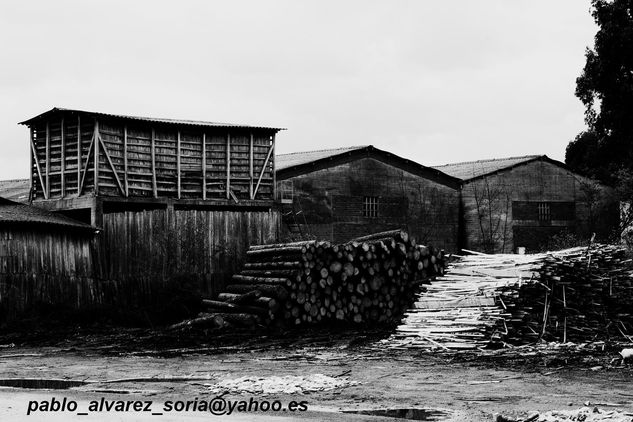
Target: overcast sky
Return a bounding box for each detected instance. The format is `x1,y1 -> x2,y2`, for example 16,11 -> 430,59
0,1 -> 596,180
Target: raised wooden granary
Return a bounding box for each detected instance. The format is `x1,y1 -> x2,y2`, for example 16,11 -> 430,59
14,108 -> 283,308
21,107 -> 282,225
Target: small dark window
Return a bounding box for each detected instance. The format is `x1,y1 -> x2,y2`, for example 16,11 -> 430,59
538,202 -> 551,221
363,196 -> 379,218
278,180 -> 293,204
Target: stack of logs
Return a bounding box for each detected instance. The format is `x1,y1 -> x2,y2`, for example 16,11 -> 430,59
172,230 -> 446,330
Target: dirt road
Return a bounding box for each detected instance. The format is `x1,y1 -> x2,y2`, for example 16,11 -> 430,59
1,340 -> 632,421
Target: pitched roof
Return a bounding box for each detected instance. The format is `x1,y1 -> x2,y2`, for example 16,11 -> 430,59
276,146 -> 370,170
0,197 -> 94,231
276,145 -> 461,189
431,155 -> 544,181
19,107 -> 285,131
0,179 -> 30,203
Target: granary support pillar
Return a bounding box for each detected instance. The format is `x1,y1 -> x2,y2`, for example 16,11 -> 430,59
90,198 -> 103,228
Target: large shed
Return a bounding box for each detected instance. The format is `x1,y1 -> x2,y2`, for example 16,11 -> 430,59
18,107 -> 283,305
433,155 -> 616,253
276,145 -> 461,250
0,197 -> 97,320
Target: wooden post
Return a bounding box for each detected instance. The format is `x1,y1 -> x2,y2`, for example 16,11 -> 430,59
202,133 -> 207,200
226,133 -> 231,199
60,118 -> 65,197
271,133 -> 276,201
249,133 -> 254,199
45,122 -> 50,198
123,125 -> 128,197
77,116 -> 81,194
93,120 -> 100,195
151,128 -> 157,198
177,130 -> 181,199
91,197 -> 103,228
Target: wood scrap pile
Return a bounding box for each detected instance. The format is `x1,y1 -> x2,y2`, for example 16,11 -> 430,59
206,374 -> 360,395
170,230 -> 446,331
382,250 -> 536,350
497,406 -> 633,422
383,244 -> 633,350
498,244 -> 633,344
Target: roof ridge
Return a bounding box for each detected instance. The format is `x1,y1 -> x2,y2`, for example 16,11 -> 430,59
433,154 -> 543,168
54,107 -> 233,126
277,145 -> 370,157
20,107 -> 285,130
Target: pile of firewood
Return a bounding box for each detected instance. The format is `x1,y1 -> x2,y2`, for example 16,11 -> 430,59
171,230 -> 446,330
498,244 -> 633,344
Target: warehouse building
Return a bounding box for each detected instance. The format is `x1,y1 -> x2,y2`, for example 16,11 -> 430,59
275,145 -> 461,250
433,155 -> 616,253
0,197 -> 97,319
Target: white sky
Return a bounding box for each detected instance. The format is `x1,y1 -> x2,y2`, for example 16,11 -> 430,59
0,1 -> 596,180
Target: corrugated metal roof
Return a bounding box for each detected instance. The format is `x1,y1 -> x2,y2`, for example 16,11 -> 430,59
0,197 -> 94,230
431,155 -> 543,181
276,146 -> 370,170
19,107 -> 285,131
0,179 -> 30,203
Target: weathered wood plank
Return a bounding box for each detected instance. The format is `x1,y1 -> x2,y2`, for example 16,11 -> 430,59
79,134 -> 95,196
98,134 -> 125,195
253,142 -> 273,199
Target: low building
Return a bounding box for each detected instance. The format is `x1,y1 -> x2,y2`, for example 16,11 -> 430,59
0,179 -> 30,203
0,197 -> 96,320
433,155 -> 616,253
276,145 -> 461,250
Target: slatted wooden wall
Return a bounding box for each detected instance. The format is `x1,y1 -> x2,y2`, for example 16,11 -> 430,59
0,227 -> 99,317
29,113 -> 276,202
0,207 -> 280,319
30,118 -> 94,200
101,208 -> 280,301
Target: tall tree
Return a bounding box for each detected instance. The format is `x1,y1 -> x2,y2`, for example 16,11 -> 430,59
568,0 -> 633,183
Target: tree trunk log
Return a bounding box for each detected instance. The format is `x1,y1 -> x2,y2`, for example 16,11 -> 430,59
225,284 -> 289,300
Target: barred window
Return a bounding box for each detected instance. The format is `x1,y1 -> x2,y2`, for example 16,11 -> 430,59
538,202 -> 551,221
363,196 -> 379,218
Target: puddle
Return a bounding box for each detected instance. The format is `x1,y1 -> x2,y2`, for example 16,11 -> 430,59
0,378 -> 89,389
342,408 -> 451,421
